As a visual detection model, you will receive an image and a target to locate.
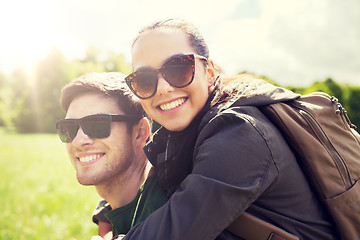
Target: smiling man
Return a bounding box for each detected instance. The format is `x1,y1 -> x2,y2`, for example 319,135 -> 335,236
57,72 -> 168,239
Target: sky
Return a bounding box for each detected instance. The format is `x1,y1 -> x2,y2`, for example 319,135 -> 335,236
0,0 -> 359,87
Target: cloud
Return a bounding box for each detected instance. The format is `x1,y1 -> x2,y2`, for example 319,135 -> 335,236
206,0 -> 360,86
266,0 -> 360,84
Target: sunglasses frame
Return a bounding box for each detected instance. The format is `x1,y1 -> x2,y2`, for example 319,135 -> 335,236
56,114 -> 140,143
125,53 -> 207,99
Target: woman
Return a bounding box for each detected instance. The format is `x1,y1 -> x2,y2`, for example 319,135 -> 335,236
121,19 -> 338,240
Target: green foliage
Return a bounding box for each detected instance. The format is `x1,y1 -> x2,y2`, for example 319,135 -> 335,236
12,48 -> 71,133
0,132 -> 99,239
286,86 -> 306,95
347,86 -> 360,128
258,74 -> 277,86
102,51 -> 132,74
305,78 -> 344,103
0,46 -> 131,133
1,70 -> 29,132
0,73 -> 22,131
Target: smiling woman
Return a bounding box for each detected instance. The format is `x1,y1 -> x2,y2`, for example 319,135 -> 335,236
0,0 -> 56,74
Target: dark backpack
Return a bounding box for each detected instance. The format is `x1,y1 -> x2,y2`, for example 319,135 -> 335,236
228,92 -> 360,240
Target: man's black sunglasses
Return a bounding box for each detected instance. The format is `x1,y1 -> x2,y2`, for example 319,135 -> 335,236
56,114 -> 140,143
125,53 -> 207,99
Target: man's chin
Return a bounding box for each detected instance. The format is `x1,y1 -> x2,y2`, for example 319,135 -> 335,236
78,181 -> 94,186
77,175 -> 98,186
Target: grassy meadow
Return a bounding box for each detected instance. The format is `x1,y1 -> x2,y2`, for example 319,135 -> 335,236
0,131 -> 100,239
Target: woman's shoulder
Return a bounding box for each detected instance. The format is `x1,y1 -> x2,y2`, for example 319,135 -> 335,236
198,98 -> 285,148
200,99 -> 261,129
196,104 -> 259,148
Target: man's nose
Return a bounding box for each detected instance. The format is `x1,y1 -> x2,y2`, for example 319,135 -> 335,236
71,126 -> 94,146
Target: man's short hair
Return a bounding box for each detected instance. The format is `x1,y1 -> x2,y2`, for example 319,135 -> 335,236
60,72 -> 148,130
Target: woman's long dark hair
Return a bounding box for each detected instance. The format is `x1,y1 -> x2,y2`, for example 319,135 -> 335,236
132,18 -> 209,60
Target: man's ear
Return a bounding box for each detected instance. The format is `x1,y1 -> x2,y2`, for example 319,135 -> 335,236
132,118 -> 151,147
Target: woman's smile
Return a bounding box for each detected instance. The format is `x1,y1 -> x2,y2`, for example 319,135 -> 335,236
158,97 -> 187,112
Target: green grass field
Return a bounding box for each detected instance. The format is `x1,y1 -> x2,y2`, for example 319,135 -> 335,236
0,131 -> 100,239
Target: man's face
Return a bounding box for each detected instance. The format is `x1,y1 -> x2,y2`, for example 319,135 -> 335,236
65,92 -> 135,186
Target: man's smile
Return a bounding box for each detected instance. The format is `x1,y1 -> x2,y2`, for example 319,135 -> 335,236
77,153 -> 104,164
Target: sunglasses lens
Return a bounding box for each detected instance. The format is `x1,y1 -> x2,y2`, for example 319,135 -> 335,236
126,54 -> 196,99
128,71 -> 158,99
82,116 -> 111,139
57,121 -> 78,143
163,55 -> 195,87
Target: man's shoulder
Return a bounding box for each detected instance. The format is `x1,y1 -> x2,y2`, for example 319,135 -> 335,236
142,174 -> 169,203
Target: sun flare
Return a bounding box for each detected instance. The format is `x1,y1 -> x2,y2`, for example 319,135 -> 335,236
0,0 -> 57,74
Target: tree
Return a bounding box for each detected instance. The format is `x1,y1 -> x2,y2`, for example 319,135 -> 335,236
10,69 -> 35,132
305,78 -> 344,103
33,47 -> 73,133
12,48 -> 72,133
347,86 -> 360,128
102,51 -> 131,74
0,72 -> 21,131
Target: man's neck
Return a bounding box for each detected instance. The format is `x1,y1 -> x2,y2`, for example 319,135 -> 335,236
95,159 -> 153,209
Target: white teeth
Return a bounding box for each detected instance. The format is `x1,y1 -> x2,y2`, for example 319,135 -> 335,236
79,154 -> 102,163
160,98 -> 185,111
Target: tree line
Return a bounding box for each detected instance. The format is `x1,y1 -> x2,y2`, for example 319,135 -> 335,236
0,47 -> 359,133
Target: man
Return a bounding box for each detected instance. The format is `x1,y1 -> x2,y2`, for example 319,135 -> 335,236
57,72 -> 168,239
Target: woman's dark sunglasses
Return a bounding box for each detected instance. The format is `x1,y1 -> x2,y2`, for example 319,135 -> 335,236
125,53 -> 207,99
56,114 -> 139,143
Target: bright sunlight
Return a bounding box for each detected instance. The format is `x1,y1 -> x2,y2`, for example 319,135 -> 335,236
0,0 -> 59,74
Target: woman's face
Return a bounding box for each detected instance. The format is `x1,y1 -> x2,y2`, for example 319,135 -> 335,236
131,28 -> 214,131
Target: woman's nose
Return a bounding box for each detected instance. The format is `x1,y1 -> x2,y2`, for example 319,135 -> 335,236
156,74 -> 175,95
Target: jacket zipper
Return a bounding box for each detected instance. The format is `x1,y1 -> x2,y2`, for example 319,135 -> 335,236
298,108 -> 352,189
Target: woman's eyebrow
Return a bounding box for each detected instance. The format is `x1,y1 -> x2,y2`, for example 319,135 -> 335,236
134,66 -> 154,72
134,53 -> 186,72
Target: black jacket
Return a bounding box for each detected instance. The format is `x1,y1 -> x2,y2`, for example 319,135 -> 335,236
124,79 -> 338,240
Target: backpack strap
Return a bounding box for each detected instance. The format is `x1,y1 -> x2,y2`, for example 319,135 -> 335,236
226,212 -> 299,240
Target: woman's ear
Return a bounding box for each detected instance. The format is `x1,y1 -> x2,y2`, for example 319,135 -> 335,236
207,59 -> 216,79
132,118 -> 151,147
206,59 -> 217,90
